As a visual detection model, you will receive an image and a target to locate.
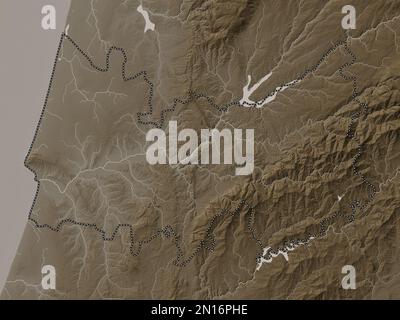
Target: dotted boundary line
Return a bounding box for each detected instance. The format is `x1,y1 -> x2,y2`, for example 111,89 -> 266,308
25,32 -> 376,267
260,40 -> 377,261
63,33 -> 350,128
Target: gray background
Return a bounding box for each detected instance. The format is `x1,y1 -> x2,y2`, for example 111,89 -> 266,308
0,0 -> 70,291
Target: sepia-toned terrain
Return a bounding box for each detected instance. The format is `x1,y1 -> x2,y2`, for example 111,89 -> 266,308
2,0 -> 400,299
